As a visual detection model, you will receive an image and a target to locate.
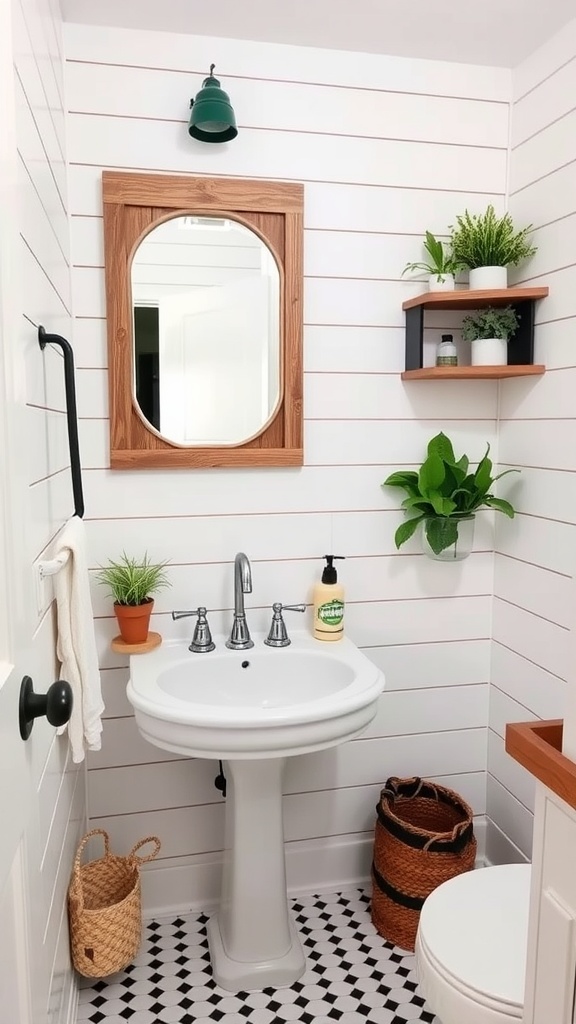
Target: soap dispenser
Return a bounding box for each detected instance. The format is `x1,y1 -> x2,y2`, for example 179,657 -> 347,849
313,555 -> 345,642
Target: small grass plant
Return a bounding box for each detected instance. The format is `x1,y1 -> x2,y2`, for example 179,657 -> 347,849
96,552 -> 171,606
449,205 -> 536,269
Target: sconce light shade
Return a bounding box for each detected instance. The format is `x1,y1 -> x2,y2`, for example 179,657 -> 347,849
189,65 -> 238,143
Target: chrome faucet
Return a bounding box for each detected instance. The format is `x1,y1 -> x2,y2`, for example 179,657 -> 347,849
226,552 -> 254,650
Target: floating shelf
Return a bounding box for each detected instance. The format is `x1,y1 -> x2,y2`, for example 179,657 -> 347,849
402,364 -> 546,381
402,285 -> 549,374
402,286 -> 549,312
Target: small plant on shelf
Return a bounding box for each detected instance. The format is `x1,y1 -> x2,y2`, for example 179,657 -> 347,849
461,306 -> 519,342
449,205 -> 536,289
461,305 -> 520,367
402,231 -> 461,289
382,432 -> 519,560
96,552 -> 171,645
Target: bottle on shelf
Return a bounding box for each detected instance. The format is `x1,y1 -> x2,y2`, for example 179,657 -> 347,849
436,334 -> 458,367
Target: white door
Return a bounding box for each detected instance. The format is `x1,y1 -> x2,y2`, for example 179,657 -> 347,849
0,0 -> 44,1015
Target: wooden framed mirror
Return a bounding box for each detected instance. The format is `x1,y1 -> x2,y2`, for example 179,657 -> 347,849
102,171 -> 303,468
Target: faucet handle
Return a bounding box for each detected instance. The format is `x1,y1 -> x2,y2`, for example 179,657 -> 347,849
172,607 -> 215,653
264,602 -> 306,648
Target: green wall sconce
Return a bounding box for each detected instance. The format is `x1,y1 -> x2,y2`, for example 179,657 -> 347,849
188,64 -> 238,143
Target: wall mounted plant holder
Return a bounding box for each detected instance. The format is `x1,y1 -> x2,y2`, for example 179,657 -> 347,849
420,515 -> 475,561
382,432 -> 519,562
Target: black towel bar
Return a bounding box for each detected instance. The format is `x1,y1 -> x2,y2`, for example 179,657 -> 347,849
38,326 -> 85,519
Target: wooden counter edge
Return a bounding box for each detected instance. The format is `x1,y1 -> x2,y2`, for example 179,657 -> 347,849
505,719 -> 576,812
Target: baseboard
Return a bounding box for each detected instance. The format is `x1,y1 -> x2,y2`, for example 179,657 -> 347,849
141,816 -> 489,919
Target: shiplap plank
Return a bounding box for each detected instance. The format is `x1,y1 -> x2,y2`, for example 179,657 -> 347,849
64,22 -> 511,102
512,56 -> 576,147
67,62 -> 509,149
67,112 -> 506,195
486,776 -> 534,857
491,644 -> 566,721
492,599 -> 569,688
88,554 -> 495,619
493,554 -> 572,629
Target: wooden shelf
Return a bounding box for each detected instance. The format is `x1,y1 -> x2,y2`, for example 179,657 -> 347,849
111,631 -> 162,655
402,364 -> 546,381
506,720 -> 576,812
402,286 -> 549,311
403,285 -> 549,375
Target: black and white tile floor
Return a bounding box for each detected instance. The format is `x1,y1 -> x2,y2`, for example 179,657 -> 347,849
77,889 -> 438,1024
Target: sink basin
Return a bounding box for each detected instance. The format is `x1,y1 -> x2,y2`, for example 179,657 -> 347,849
127,632 -> 383,759
127,631 -> 384,992
158,651 -> 354,706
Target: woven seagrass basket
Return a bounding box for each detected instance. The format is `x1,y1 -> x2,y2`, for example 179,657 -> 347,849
371,776 -> 476,952
68,828 -> 160,978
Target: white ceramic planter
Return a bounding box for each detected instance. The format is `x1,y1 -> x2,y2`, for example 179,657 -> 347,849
471,336 -> 508,366
428,273 -> 455,291
469,266 -> 508,290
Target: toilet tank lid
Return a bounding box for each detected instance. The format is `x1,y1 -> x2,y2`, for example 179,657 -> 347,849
418,863 -> 531,1008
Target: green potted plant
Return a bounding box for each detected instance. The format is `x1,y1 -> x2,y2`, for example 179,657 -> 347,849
461,305 -> 519,366
449,205 -> 536,290
382,432 -> 518,561
402,231 -> 461,292
96,552 -> 171,644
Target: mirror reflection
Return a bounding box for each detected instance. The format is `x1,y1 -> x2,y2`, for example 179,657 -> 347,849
131,215 -> 281,445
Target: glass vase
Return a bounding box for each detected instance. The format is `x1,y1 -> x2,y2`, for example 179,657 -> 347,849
421,516 -> 475,562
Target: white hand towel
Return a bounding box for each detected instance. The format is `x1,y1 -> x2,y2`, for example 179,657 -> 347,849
53,516 -> 105,762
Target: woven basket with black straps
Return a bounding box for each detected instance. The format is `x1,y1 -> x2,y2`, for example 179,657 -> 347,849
371,776 -> 476,952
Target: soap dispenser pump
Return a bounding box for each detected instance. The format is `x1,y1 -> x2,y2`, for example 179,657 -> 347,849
313,555 -> 345,642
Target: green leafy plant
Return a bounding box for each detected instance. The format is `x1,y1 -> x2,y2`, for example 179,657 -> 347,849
96,552 -> 171,605
382,432 -> 519,555
449,205 -> 536,269
402,231 -> 461,281
461,305 -> 519,342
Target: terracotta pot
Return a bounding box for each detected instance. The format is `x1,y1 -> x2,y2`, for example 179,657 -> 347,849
114,599 -> 154,644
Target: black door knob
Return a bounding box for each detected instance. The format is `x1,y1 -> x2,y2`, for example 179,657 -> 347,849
19,676 -> 73,740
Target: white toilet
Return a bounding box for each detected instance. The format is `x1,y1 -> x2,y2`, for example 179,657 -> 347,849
415,863 -> 531,1024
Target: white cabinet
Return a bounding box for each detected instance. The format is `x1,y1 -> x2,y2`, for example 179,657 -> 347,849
524,784 -> 576,1024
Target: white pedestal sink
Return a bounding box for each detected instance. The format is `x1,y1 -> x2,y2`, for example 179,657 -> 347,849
127,632 -> 384,991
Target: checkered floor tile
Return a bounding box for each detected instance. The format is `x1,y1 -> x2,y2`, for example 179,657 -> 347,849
76,889 -> 437,1024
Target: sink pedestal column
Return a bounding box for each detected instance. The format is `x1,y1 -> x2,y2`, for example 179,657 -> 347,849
206,757 -> 306,991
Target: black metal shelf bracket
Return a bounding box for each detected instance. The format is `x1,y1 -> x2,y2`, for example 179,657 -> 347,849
38,326 -> 85,519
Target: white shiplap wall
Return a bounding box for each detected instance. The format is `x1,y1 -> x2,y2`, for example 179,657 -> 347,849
488,18 -> 576,861
64,23 -> 512,910
12,0 -> 84,1020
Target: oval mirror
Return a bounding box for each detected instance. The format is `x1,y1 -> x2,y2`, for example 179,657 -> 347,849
130,215 -> 281,446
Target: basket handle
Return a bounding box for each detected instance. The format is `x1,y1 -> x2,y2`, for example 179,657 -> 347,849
72,828 -> 111,876
381,776 -> 426,802
423,818 -> 470,851
69,829 -> 111,910
128,835 -> 161,864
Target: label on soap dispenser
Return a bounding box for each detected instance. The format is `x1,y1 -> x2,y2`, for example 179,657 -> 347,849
318,600 -> 344,626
